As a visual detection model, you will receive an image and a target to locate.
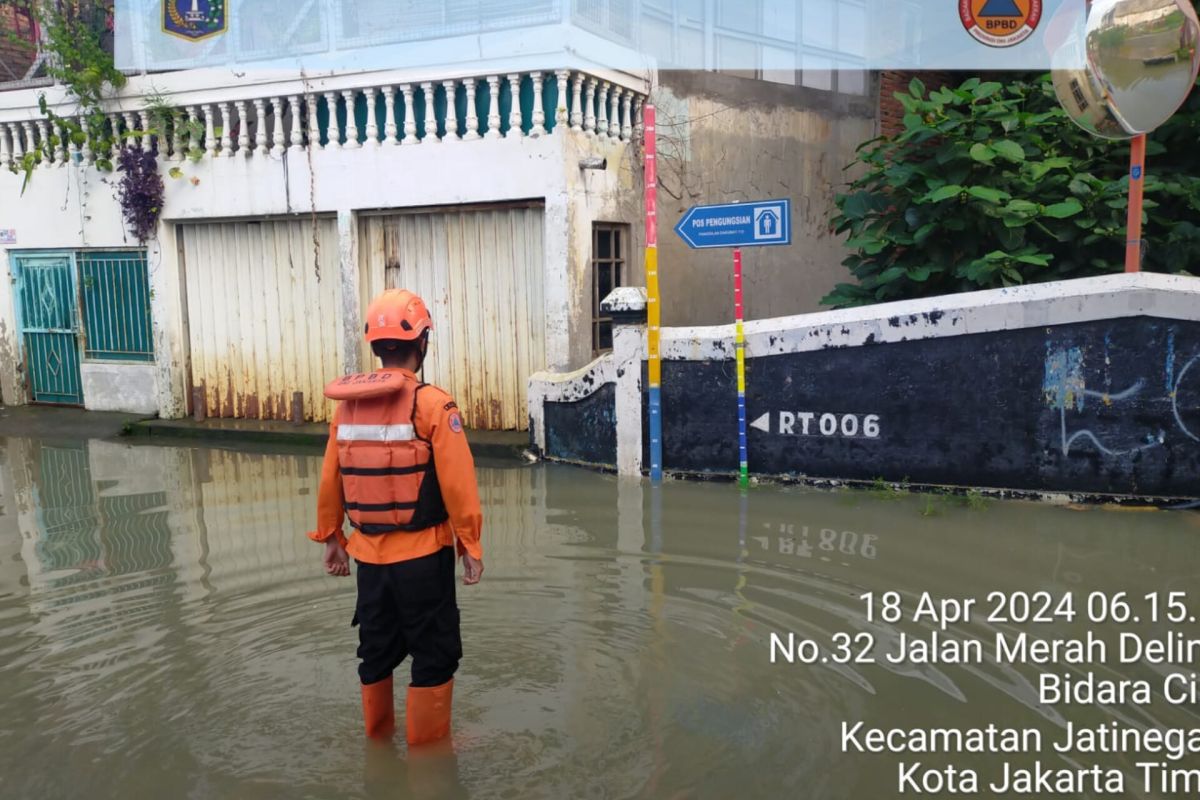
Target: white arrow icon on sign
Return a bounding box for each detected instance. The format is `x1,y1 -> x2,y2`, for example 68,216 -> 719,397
750,413 -> 770,433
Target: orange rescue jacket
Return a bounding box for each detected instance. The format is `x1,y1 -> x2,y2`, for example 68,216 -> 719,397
308,368 -> 483,566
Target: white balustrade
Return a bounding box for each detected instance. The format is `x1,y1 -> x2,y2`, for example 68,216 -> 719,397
138,110 -> 152,152
621,90 -> 633,142
485,76 -> 501,140
530,72 -> 546,137
35,120 -> 49,166
323,92 -> 341,149
464,80 -> 480,140
306,95 -> 321,150
421,83 -> 439,143
12,122 -> 25,163
401,85 -> 417,144
341,91 -> 359,149
270,98 -> 286,156
289,95 -> 304,151
55,121 -> 68,165
203,105 -> 217,157
81,122 -> 94,164
382,87 -> 398,145
443,81 -> 459,142
584,78 -> 597,136
219,103 -> 233,156
0,70 -> 647,178
570,73 -> 584,131
235,102 -> 249,156
66,121 -> 79,164
554,70 -> 569,129
608,87 -> 620,139
363,88 -> 378,147
596,82 -> 609,139
506,74 -> 523,137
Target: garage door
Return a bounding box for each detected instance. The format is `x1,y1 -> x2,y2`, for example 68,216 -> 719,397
180,218 -> 343,422
359,206 -> 545,431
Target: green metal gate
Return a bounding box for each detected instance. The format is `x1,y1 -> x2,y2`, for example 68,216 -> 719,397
13,253 -> 83,405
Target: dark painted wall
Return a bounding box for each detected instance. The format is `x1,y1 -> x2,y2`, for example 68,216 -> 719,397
545,383 -> 617,466
647,317 -> 1200,497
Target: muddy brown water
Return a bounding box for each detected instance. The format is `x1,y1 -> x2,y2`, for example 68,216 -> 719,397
0,436 -> 1197,799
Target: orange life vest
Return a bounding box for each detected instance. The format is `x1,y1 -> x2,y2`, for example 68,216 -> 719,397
324,370 -> 449,535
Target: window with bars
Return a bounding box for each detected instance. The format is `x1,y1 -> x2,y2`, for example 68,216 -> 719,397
79,251 -> 154,362
592,223 -> 629,355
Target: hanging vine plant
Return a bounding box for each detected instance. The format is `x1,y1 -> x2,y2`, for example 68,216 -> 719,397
116,146 -> 163,244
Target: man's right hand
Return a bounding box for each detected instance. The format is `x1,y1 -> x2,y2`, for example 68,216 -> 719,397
323,538 -> 350,577
462,553 -> 484,585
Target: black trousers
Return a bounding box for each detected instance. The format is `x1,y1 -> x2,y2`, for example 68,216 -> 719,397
353,546 -> 462,687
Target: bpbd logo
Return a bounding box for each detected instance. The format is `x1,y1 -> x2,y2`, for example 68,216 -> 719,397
163,0 -> 227,41
960,0 -> 1042,47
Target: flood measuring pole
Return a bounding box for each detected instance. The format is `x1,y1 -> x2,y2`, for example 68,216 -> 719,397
1125,133 -> 1146,273
644,105 -> 663,484
733,248 -> 748,487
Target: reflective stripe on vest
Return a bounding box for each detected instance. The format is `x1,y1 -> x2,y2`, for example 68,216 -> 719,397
337,423 -> 415,442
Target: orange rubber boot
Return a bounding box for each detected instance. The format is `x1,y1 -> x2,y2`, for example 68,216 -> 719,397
361,675 -> 395,738
406,679 -> 453,746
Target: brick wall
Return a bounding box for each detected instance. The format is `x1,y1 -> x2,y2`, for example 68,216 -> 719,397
0,6 -> 38,83
877,71 -> 957,137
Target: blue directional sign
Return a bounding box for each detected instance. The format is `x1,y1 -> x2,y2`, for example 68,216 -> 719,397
674,199 -> 792,249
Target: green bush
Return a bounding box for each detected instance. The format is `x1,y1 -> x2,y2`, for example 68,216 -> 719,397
823,74 -> 1200,308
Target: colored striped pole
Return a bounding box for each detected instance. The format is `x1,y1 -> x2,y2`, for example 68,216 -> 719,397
644,105 -> 663,483
734,248 -> 748,487
1125,133 -> 1146,273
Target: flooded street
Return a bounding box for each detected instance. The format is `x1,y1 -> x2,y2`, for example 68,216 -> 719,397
0,435 -> 1197,799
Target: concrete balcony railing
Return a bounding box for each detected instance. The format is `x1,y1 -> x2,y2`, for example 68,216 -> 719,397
0,66 -> 649,168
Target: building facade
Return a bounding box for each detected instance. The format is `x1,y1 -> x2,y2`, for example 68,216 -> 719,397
0,1 -> 886,428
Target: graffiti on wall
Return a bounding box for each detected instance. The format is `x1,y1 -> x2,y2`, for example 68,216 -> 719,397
1043,330 -> 1199,459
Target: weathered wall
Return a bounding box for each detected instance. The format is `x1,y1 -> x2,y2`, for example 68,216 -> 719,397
561,125 -> 646,369
652,72 -> 876,327
80,363 -> 158,414
531,274 -> 1200,500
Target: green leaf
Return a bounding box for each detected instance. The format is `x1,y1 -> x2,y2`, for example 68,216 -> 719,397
927,185 -> 964,202
909,77 -> 925,98
907,266 -> 934,282
973,82 -> 1002,100
967,186 -> 1010,204
969,143 -> 996,163
1015,254 -> 1052,266
992,140 -> 1025,162
168,166 -> 184,179
1043,199 -> 1084,219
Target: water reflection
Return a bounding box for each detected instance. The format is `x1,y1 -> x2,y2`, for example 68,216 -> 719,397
0,436 -> 1196,798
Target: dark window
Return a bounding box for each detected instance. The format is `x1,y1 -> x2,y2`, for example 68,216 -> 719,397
592,222 -> 629,354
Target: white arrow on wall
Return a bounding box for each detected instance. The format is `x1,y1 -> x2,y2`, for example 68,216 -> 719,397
750,412 -> 770,433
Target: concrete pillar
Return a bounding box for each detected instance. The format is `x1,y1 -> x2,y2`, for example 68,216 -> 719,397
0,249 -> 24,405
543,192 -> 571,371
603,287 -> 647,477
149,226 -> 190,418
337,209 -> 361,375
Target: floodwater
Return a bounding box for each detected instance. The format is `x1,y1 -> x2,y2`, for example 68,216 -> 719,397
0,435 -> 1197,799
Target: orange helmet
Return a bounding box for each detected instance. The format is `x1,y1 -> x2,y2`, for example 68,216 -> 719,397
364,289 -> 433,343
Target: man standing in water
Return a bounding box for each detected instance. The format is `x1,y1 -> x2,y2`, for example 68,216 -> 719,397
308,288 -> 484,744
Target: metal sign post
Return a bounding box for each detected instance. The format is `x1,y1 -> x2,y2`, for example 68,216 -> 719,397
674,199 -> 792,484
1125,134 -> 1146,273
